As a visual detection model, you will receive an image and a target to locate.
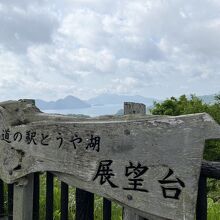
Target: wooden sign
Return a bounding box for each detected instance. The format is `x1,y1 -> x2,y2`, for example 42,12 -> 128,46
0,100 -> 219,220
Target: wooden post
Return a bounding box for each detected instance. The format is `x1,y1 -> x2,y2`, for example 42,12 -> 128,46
123,209 -> 145,220
124,102 -> 146,115
13,174 -> 34,220
123,102 -> 146,220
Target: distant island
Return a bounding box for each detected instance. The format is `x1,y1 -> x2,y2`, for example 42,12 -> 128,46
35,95 -> 90,110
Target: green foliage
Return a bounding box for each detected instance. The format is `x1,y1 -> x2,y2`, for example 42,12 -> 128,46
151,94 -> 220,123
94,195 -> 122,220
112,202 -> 122,220
208,198 -> 220,219
207,179 -> 220,202
204,140 -> 220,162
151,94 -> 209,116
207,103 -> 220,124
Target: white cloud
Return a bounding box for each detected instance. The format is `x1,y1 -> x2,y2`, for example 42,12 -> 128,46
110,77 -> 144,94
58,9 -> 106,49
0,0 -> 59,52
0,0 -> 219,101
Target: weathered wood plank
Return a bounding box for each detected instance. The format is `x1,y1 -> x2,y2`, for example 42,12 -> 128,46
13,174 -> 34,220
0,100 -> 219,220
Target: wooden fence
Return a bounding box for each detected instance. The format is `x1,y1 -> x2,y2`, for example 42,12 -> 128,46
0,100 -> 219,220
0,161 -> 219,220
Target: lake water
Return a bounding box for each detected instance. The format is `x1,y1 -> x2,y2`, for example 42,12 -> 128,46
44,104 -> 123,117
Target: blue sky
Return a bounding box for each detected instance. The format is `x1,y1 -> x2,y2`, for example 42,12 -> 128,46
0,0 -> 220,101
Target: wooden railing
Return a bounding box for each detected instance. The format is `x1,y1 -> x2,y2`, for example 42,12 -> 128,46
0,100 -> 219,220
0,161 -> 219,220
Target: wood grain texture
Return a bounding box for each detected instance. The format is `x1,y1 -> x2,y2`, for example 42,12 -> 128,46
0,100 -> 219,220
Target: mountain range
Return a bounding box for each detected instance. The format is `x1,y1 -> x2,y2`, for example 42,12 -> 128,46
35,93 -> 218,110
87,94 -> 159,106
35,95 -> 90,110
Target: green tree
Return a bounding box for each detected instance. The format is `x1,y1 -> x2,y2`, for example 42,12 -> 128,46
151,94 -> 208,116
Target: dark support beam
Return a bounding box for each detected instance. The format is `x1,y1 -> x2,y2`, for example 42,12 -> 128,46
60,182 -> 68,220
46,172 -> 54,220
103,198 -> 111,220
0,180 -> 4,217
33,173 -> 40,220
196,175 -> 207,220
76,188 -> 94,220
8,184 -> 13,220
